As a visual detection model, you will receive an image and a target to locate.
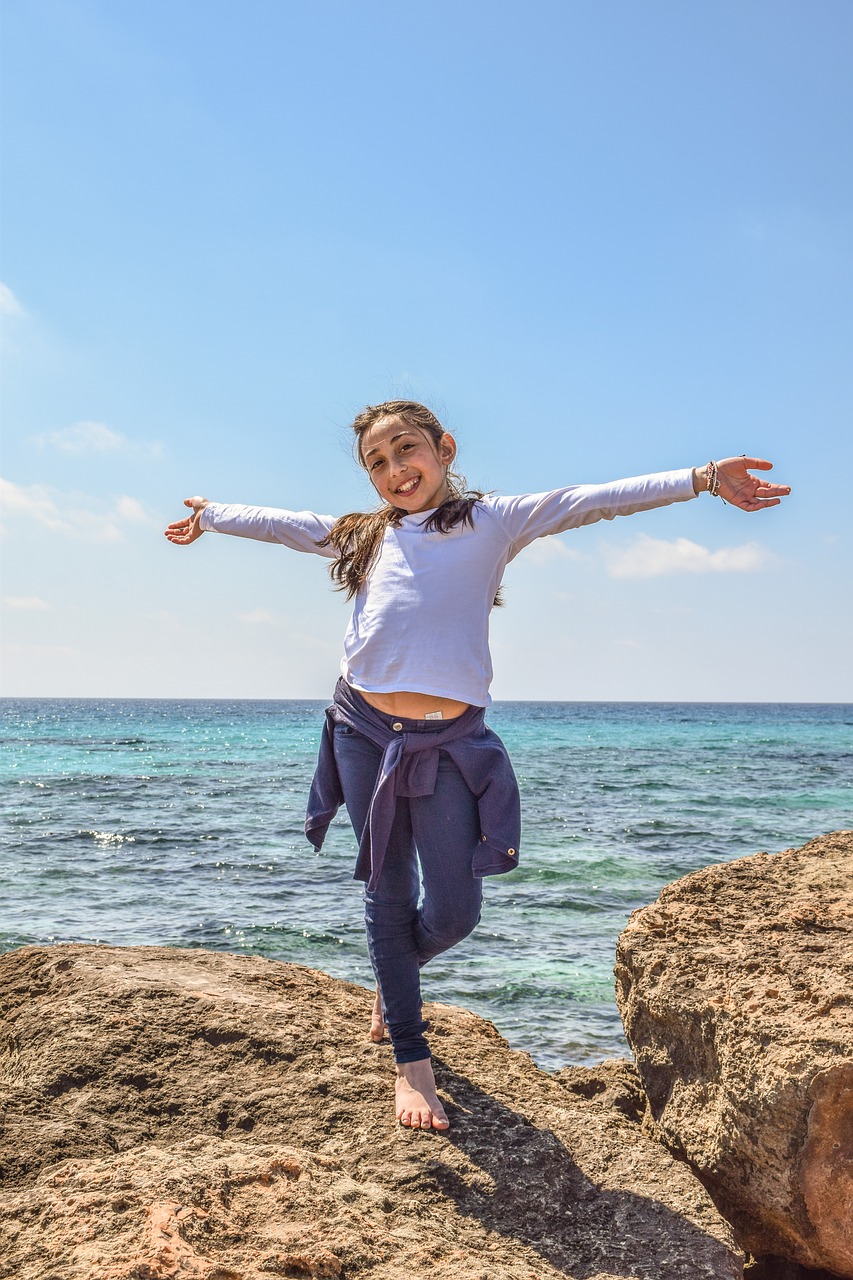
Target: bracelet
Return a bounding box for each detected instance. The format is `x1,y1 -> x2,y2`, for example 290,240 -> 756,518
706,459 -> 725,501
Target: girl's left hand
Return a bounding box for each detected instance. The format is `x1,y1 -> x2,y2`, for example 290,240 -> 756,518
700,458 -> 791,511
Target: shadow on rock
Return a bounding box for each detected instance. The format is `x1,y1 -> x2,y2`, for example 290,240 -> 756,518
423,1058 -> 743,1280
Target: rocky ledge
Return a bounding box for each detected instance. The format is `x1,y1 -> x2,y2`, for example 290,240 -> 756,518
0,944 -> 739,1279
616,830 -> 853,1279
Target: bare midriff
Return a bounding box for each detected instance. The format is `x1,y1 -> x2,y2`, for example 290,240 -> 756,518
359,689 -> 471,721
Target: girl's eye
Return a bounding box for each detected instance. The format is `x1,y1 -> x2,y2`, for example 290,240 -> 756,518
370,459 -> 384,471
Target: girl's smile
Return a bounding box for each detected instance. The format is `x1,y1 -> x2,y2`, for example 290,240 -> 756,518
360,417 -> 457,513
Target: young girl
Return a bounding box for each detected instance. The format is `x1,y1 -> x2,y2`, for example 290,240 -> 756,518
165,400 -> 790,1132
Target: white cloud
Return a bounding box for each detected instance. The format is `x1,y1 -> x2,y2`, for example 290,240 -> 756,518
237,609 -> 278,625
114,496 -> 149,523
603,535 -> 776,580
522,536 -> 583,566
37,421 -> 125,453
3,595 -> 50,611
33,420 -> 164,459
3,643 -> 77,659
0,283 -> 25,317
0,477 -> 153,542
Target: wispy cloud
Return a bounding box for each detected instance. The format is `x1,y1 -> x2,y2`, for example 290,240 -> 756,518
1,477 -> 154,542
37,421 -> 124,453
0,283 -> 25,317
237,609 -> 278,625
739,207 -> 849,270
114,496 -> 149,523
3,642 -> 77,659
523,536 -> 583,566
603,535 -> 776,580
33,420 -> 164,459
3,595 -> 50,611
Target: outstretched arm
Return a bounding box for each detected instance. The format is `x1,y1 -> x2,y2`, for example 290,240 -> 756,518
164,496 -> 209,546
163,496 -> 339,556
691,457 -> 791,511
495,456 -> 791,559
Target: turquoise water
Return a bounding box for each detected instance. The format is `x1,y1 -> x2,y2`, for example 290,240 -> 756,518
2,699 -> 851,1068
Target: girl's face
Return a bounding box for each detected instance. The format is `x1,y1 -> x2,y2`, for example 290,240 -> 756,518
360,417 -> 456,513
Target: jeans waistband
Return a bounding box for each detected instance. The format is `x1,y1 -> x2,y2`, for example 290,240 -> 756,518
342,684 -> 468,735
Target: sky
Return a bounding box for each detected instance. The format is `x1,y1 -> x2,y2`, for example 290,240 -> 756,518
2,0 -> 851,701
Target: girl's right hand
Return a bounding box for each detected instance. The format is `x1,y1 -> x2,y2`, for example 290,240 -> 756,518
164,496 -> 210,545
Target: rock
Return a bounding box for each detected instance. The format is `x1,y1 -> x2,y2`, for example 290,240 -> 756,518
552,1057 -> 647,1125
0,944 -> 741,1279
615,830 -> 853,1278
744,1257 -> 846,1280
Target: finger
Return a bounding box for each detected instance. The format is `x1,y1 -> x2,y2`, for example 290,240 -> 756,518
719,456 -> 773,475
165,518 -> 192,530
735,497 -> 781,511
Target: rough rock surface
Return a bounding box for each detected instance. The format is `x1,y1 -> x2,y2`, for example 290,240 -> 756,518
0,944 -> 741,1280
615,830 -> 853,1278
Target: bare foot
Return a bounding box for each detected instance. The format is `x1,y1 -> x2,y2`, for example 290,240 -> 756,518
395,1059 -> 449,1131
369,983 -> 386,1043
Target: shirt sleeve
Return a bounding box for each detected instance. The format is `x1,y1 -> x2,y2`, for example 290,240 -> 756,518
489,468 -> 697,558
198,503 -> 339,558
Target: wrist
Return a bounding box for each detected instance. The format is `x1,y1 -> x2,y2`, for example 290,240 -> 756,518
692,466 -> 709,495
701,460 -> 723,499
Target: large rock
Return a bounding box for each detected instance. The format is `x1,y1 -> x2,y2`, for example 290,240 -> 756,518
615,830 -> 853,1278
0,944 -> 741,1279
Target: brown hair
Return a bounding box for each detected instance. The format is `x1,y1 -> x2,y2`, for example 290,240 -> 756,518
317,400 -> 488,600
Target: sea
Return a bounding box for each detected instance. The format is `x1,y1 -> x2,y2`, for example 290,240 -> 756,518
2,699 -> 850,1070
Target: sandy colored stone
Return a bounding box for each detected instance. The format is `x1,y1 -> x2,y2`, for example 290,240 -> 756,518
615,830 -> 853,1278
0,943 -> 741,1279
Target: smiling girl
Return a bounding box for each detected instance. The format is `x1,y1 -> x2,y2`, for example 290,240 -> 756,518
165,399 -> 790,1131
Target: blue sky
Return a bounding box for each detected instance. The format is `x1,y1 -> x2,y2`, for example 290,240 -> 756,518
2,0 -> 851,700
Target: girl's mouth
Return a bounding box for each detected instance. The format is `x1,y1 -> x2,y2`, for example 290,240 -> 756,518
395,477 -> 420,496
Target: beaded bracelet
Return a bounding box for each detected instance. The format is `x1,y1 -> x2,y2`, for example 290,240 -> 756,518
706,459 -> 722,499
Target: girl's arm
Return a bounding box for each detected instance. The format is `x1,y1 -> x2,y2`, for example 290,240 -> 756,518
164,496 -> 338,557
493,457 -> 791,557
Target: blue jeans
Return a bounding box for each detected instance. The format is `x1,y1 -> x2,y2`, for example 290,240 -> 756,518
332,712 -> 484,1064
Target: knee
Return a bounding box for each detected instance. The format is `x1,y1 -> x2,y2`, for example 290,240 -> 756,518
364,891 -> 418,932
418,901 -> 481,954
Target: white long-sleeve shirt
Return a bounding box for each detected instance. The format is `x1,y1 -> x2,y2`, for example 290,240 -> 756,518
200,469 -> 697,705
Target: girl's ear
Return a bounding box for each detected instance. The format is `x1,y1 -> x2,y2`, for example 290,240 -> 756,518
439,433 -> 457,465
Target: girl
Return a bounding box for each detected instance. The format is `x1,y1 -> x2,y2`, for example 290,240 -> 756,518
165,400 -> 790,1132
